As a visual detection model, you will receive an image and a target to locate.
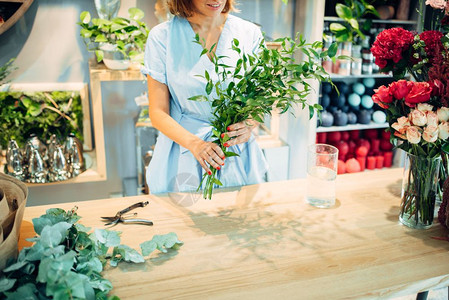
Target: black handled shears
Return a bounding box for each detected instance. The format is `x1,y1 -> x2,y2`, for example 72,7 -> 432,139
101,201 -> 153,226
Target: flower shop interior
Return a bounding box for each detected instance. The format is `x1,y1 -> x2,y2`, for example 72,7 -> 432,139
1,0 -> 449,299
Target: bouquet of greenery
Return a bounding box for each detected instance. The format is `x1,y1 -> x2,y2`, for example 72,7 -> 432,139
189,34 -> 339,199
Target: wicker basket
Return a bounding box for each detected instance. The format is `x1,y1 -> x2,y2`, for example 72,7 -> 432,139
0,173 -> 28,270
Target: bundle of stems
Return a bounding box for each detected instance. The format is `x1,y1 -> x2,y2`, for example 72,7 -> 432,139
189,34 -> 339,199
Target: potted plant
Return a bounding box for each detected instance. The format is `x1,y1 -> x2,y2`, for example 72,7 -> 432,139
78,7 -> 149,70
329,0 -> 379,43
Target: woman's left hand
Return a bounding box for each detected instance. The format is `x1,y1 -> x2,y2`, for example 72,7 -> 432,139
222,120 -> 258,147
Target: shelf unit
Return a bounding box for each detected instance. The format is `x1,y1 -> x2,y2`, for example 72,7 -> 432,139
316,122 -> 388,133
0,0 -> 34,35
315,1 -> 423,134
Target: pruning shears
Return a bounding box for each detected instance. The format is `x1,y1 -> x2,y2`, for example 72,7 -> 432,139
101,201 -> 153,226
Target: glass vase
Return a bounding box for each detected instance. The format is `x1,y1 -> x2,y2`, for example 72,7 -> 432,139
94,0 -> 121,20
399,153 -> 441,229
437,152 -> 449,205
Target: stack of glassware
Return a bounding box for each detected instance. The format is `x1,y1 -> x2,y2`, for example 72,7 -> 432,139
4,133 -> 85,183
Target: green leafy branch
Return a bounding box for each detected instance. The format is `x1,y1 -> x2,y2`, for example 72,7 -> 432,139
189,33 -> 338,199
0,207 -> 183,299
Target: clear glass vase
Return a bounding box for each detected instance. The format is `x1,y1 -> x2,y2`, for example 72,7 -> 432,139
399,153 -> 441,229
94,0 -> 121,20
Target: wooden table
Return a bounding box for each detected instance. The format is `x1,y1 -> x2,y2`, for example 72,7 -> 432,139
19,168 -> 449,299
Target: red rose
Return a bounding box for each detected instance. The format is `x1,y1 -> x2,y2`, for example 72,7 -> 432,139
429,79 -> 444,97
372,85 -> 393,109
419,30 -> 444,64
442,15 -> 449,26
404,82 -> 433,107
370,28 -> 414,70
388,80 -> 413,100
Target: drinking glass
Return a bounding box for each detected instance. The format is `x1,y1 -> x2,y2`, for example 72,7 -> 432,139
306,144 -> 338,208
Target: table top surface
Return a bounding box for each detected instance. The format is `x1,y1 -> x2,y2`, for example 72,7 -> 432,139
19,168 -> 449,299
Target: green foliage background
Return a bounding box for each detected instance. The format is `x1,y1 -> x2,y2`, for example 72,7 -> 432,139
0,91 -> 84,149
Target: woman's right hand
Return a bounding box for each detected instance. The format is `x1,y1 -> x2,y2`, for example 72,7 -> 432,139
190,139 -> 226,175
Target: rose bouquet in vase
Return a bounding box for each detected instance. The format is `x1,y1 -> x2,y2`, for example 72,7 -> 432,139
370,1 -> 449,228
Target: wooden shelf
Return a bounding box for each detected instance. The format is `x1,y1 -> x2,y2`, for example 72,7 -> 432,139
317,122 -> 388,133
88,60 -> 146,183
330,73 -> 393,80
0,0 -> 34,35
323,16 -> 418,26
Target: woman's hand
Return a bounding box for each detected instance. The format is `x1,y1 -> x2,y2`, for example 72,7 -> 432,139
222,120 -> 258,147
190,139 -> 226,175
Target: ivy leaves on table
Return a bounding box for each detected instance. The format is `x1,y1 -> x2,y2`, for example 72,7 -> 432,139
0,207 -> 183,299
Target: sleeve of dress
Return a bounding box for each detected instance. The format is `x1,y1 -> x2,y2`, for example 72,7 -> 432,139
141,26 -> 167,85
250,26 -> 264,54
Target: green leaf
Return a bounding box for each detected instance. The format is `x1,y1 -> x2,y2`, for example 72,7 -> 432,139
212,177 -> 223,186
327,42 -> 338,58
348,18 -> 359,30
128,7 -> 144,21
112,245 -> 145,264
224,151 -> 239,157
0,277 -> 16,293
94,34 -> 108,43
40,222 -> 72,248
94,229 -> 121,247
140,232 -> 184,256
188,95 -> 208,102
80,11 -> 91,23
206,81 -> 213,95
336,3 -> 352,19
4,283 -> 37,299
95,50 -> 104,62
330,23 -> 347,32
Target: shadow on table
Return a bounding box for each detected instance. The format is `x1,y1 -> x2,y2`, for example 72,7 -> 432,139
180,187 -> 359,264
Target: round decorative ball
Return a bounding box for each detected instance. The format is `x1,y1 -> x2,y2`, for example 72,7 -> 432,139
372,110 -> 387,124
363,78 -> 376,88
361,95 -> 374,109
348,93 -> 361,107
336,82 -> 350,95
322,82 -> 332,94
352,82 -> 366,95
347,111 -> 357,124
320,111 -> 334,127
320,94 -> 331,108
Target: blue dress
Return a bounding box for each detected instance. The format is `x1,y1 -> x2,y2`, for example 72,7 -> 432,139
142,14 -> 268,194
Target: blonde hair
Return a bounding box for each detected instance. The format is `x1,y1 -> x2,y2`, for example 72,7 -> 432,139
167,0 -> 236,18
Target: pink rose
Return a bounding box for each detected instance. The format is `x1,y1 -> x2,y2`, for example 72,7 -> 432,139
439,121 -> 449,140
392,116 -> 411,134
426,0 -> 447,10
409,109 -> 427,126
406,126 -> 422,144
404,82 -> 433,107
427,111 -> 439,127
438,107 -> 449,122
372,85 -> 393,109
417,103 -> 434,112
423,125 -> 439,143
389,80 -> 413,100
